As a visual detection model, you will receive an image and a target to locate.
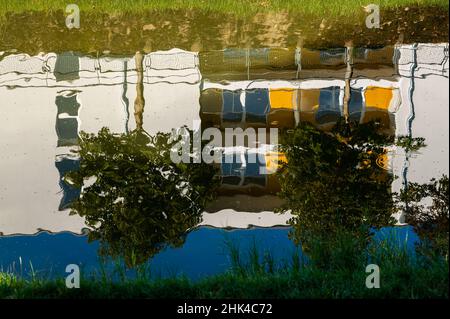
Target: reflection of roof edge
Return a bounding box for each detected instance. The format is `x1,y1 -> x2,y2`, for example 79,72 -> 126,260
0,223 -> 292,238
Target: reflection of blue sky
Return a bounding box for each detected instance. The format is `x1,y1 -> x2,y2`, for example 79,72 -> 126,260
0,226 -> 418,281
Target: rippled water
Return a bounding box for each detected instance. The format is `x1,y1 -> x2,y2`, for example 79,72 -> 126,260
0,42 -> 448,279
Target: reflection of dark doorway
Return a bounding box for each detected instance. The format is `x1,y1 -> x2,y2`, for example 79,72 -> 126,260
55,158 -> 81,211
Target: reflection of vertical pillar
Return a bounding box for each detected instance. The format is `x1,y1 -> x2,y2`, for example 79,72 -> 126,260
294,38 -> 303,125
134,51 -> 145,131
122,60 -> 130,134
400,43 -> 418,223
295,37 -> 303,80
343,44 -> 354,122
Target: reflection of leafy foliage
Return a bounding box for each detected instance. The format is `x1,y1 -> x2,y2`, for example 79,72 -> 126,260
395,136 -> 427,153
277,120 -> 397,255
67,128 -> 218,267
398,175 -> 449,258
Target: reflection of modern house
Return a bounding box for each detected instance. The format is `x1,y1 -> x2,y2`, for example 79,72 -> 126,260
0,43 -> 448,235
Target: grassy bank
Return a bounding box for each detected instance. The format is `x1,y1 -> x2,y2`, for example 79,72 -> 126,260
1,0 -> 448,17
1,236 -> 448,299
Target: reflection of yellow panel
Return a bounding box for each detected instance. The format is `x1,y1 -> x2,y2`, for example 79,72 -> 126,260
265,152 -> 287,174
269,88 -> 295,109
363,87 -> 393,128
364,87 -> 393,110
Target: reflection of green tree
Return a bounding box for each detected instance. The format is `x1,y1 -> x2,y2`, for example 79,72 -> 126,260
67,128 -> 218,267
277,120 -> 397,262
398,175 -> 449,258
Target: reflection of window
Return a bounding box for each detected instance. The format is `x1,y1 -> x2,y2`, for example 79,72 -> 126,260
56,118 -> 79,147
55,157 -> 81,211
56,95 -> 80,116
222,90 -> 243,123
221,153 -> 266,187
245,89 -> 270,124
54,52 -> 80,82
354,48 -> 369,60
55,93 -> 80,147
315,86 -> 342,125
319,48 -> 346,65
222,48 -> 270,69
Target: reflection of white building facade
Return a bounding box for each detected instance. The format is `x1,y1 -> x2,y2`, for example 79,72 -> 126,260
0,44 -> 448,235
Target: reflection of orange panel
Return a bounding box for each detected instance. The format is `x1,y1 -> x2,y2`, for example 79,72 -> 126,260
269,88 -> 295,109
298,89 -> 320,124
364,87 -> 393,110
265,152 -> 287,174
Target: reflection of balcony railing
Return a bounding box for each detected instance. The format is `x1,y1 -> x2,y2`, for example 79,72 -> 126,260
0,49 -> 201,87
199,46 -> 402,80
1,44 -> 447,87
